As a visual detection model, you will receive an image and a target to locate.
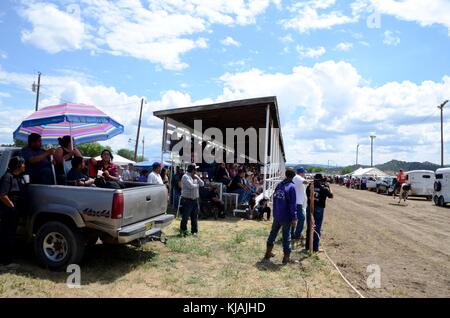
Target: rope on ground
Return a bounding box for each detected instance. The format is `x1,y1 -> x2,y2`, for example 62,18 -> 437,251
313,229 -> 365,298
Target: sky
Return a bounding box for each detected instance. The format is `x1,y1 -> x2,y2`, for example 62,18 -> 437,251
1,0 -> 450,166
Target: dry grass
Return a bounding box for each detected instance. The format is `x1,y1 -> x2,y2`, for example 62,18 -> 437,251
0,217 -> 355,298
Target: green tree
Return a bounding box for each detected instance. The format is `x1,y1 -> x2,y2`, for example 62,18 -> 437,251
78,143 -> 112,157
306,166 -> 325,173
341,167 -> 353,175
117,149 -> 135,160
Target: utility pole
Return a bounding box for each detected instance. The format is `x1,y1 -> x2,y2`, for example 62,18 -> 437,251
32,72 -> 41,111
134,98 -> 145,162
356,144 -> 360,166
438,100 -> 449,167
369,135 -> 376,167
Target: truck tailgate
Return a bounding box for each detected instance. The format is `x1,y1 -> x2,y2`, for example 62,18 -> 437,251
121,184 -> 168,226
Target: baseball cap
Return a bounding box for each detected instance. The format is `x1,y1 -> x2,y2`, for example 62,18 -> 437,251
152,162 -> 161,170
314,173 -> 323,180
296,166 -> 306,173
187,164 -> 200,172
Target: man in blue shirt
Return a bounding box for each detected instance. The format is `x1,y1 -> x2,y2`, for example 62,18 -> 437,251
18,133 -> 54,184
264,168 -> 297,264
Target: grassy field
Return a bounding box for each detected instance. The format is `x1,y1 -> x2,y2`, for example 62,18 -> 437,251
0,217 -> 355,298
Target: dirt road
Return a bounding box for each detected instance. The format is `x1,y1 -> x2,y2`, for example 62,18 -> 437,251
322,185 -> 450,297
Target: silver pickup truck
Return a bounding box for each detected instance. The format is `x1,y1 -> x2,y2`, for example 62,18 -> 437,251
0,147 -> 174,270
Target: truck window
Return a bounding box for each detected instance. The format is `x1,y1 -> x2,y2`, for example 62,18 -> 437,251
422,175 -> 431,179
436,174 -> 443,179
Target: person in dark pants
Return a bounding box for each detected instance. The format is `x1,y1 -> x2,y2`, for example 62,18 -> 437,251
264,168 -> 297,265
305,174 -> 333,253
253,198 -> 271,221
0,157 -> 27,268
180,164 -> 204,236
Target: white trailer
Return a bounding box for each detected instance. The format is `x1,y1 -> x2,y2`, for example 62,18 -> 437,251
433,168 -> 450,206
406,170 -> 435,200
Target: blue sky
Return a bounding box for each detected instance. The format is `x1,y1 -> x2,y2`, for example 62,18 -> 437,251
1,0 -> 450,165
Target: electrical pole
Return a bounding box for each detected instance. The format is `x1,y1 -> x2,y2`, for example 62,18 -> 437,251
134,98 -> 145,162
369,135 -> 376,167
356,144 -> 360,166
438,100 -> 449,167
33,72 -> 41,111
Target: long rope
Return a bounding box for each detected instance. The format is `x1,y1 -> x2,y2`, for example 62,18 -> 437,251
312,229 -> 366,298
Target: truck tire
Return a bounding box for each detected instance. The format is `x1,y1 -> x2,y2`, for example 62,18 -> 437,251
434,181 -> 442,192
438,196 -> 445,207
433,195 -> 439,206
34,221 -> 85,271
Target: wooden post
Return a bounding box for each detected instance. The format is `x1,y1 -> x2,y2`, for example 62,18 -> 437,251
309,181 -> 315,255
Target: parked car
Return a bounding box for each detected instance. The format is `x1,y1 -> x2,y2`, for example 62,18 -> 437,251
433,168 -> 450,206
0,147 -> 174,270
406,170 -> 434,200
366,177 -> 377,191
376,176 -> 396,194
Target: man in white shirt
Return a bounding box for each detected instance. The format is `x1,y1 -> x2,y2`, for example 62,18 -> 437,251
180,164 -> 204,236
292,166 -> 309,240
147,162 -> 163,185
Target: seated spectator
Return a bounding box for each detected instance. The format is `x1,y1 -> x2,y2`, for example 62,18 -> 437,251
213,162 -> 231,186
138,170 -> 150,182
67,157 -> 95,187
54,136 -> 82,176
228,169 -> 252,204
208,186 -> 225,218
19,133 -> 55,184
253,198 -> 271,221
90,150 -> 123,189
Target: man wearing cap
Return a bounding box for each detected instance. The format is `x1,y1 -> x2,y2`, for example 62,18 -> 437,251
305,174 -> 334,253
147,162 -> 163,185
180,164 -> 204,236
264,168 -> 297,264
292,167 -> 309,241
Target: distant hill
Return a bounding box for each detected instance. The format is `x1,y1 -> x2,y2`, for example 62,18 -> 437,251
287,160 -> 442,175
375,160 -> 441,174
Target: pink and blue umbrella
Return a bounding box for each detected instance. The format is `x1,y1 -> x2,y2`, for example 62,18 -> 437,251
13,103 -> 124,145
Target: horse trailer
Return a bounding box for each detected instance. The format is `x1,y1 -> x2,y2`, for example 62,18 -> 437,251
433,168 -> 450,206
405,170 -> 435,200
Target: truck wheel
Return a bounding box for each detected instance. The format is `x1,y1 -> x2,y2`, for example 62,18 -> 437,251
34,221 -> 85,271
438,196 -> 445,207
433,195 -> 439,205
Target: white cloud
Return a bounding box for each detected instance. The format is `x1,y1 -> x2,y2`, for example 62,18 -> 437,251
19,0 -> 277,70
20,3 -> 88,53
279,34 -> 294,43
216,61 -> 450,164
282,0 -> 360,33
383,30 -> 400,46
296,45 -> 326,59
221,36 -> 241,47
336,42 -> 353,51
371,0 -> 450,35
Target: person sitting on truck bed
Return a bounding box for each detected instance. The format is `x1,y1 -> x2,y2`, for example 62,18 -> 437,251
18,133 -> 55,184
54,135 -> 82,176
90,150 -> 123,189
67,156 -> 95,187
0,156 -> 27,267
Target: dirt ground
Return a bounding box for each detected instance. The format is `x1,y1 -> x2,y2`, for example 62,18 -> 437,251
323,185 -> 450,297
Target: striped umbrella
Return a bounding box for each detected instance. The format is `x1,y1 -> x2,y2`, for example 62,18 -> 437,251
13,103 -> 124,145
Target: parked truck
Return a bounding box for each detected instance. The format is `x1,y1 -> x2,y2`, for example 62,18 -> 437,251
0,147 -> 174,270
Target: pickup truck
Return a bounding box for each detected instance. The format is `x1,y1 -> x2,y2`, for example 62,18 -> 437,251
0,147 -> 174,270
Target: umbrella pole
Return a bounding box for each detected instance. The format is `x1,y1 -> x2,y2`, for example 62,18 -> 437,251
50,154 -> 57,185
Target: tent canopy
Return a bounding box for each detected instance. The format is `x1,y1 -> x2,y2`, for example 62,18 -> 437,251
94,153 -> 136,166
351,167 -> 387,178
